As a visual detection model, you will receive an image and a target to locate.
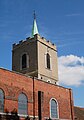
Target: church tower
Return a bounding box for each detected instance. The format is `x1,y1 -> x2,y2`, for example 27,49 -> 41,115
12,13 -> 58,84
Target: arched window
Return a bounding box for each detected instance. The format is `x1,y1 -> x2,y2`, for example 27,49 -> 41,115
18,93 -> 28,115
46,53 -> 50,69
0,89 -> 4,112
50,99 -> 58,119
20,53 -> 29,70
22,54 -> 27,69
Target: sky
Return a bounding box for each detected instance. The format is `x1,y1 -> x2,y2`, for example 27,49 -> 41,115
0,0 -> 84,107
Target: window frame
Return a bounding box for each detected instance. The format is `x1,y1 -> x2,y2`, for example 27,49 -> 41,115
50,98 -> 59,119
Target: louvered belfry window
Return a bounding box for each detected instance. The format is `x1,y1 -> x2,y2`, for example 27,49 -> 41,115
22,54 -> 27,69
46,53 -> 50,69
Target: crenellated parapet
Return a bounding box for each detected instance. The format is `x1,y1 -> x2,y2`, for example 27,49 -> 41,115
12,34 -> 57,51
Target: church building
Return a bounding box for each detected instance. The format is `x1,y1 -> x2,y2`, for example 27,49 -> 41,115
0,13 -> 74,120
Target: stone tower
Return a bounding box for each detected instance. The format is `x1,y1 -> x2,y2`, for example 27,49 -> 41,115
12,13 -> 58,84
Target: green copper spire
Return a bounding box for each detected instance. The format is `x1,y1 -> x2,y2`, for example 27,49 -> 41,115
31,11 -> 39,37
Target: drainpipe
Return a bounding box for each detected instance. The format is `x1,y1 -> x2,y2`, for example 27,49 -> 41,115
69,89 -> 74,120
33,77 -> 35,120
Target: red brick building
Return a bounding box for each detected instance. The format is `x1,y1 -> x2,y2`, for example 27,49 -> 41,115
0,68 -> 74,120
0,14 -> 74,120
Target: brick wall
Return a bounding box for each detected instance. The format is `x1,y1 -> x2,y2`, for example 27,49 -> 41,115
0,68 -> 74,120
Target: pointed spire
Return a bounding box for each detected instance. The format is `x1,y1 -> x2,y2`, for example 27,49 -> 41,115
34,10 -> 36,19
31,11 -> 39,37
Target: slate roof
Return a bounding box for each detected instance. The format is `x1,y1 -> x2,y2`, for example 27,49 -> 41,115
74,106 -> 84,120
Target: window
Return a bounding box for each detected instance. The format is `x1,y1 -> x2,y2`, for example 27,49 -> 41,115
0,89 -> 4,112
22,54 -> 27,69
18,93 -> 28,115
46,53 -> 50,69
50,99 -> 58,119
20,53 -> 29,70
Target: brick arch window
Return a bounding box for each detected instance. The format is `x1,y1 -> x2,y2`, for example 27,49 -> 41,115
18,93 -> 28,115
46,53 -> 50,69
0,89 -> 4,112
50,98 -> 59,119
20,53 -> 29,70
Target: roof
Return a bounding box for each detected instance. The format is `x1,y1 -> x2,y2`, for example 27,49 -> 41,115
74,106 -> 84,120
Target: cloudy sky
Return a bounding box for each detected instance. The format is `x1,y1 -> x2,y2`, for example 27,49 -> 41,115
0,0 -> 84,107
58,55 -> 84,86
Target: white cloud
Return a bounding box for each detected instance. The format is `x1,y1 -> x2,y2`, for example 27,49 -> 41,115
58,55 -> 84,86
